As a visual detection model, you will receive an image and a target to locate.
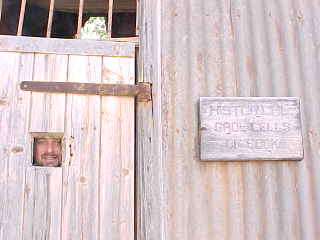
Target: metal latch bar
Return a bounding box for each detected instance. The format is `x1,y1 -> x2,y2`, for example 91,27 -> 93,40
20,81 -> 151,102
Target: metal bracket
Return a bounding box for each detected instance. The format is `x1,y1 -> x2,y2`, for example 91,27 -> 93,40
20,81 -> 152,102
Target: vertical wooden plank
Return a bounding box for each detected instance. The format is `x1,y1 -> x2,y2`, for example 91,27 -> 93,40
60,166 -> 79,240
23,53 -> 67,240
29,54 -> 68,132
61,55 -> 101,240
136,0 -> 164,239
23,167 -> 62,240
22,167 -> 35,240
0,52 -> 33,240
7,53 -> 34,240
100,56 -> 135,240
0,52 -> 21,240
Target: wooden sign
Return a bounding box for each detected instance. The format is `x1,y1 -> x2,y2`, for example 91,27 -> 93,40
200,97 -> 304,161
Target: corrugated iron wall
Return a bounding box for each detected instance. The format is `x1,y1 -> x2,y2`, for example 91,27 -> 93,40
159,0 -> 320,239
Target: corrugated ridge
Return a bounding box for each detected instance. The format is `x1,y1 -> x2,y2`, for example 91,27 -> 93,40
161,0 -> 320,239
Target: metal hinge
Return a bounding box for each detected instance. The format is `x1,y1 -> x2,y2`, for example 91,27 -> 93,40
20,81 -> 152,102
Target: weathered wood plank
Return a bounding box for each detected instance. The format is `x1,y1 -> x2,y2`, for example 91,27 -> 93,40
20,81 -> 151,101
0,35 -> 135,57
23,167 -> 62,240
136,1 -> 164,239
138,0 -> 160,84
100,56 -> 135,240
0,52 -> 34,240
200,97 -> 304,161
24,53 -> 67,240
136,100 -> 163,240
60,166 -> 79,240
29,54 -> 68,132
61,55 -> 101,240
0,52 -> 21,240
6,53 -> 34,240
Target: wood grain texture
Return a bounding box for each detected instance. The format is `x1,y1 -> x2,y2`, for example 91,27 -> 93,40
60,166 -> 79,240
0,35 -> 135,57
23,167 -> 62,240
6,53 -> 34,240
136,101 -> 163,240
0,52 -> 26,240
99,56 -> 135,240
200,97 -> 304,161
20,81 -> 152,101
136,0 -> 164,239
29,54 -> 68,132
61,55 -> 101,240
138,0 -> 161,85
0,44 -> 135,240
24,53 -> 67,240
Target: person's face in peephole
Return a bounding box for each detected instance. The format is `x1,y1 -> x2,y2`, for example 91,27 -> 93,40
34,138 -> 62,167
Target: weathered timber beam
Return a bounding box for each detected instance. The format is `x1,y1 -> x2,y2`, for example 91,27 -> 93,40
20,81 -> 151,102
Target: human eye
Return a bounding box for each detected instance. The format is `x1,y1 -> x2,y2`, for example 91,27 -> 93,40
36,138 -> 47,144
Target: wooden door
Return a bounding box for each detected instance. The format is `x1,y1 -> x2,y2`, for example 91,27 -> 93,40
0,36 -> 135,240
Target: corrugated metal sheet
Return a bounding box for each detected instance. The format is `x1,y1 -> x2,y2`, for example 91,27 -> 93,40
160,0 -> 320,239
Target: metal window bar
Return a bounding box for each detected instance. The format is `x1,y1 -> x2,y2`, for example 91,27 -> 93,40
107,0 -> 114,39
135,0 -> 140,36
13,0 -> 139,41
0,0 -> 3,21
46,0 -> 56,38
17,0 -> 27,36
76,0 -> 85,38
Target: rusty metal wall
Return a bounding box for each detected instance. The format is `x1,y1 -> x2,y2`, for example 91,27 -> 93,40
159,0 -> 320,239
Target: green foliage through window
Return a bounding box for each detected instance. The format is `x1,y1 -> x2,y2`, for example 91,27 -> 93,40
81,17 -> 107,40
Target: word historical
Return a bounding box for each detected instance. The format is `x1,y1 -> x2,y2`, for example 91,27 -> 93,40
200,97 -> 303,161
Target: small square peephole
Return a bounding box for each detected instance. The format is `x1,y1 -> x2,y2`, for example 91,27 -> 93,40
31,133 -> 64,167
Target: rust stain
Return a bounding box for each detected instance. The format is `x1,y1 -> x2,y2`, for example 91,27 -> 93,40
11,146 -> 24,153
0,99 -> 8,108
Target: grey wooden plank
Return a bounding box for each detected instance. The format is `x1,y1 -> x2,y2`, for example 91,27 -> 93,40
60,166 -> 79,240
99,56 -> 135,240
6,53 -> 34,240
200,97 -> 304,161
0,52 -> 34,240
136,1 -> 164,239
0,35 -> 135,57
29,54 -> 68,132
0,52 -> 21,240
23,167 -> 62,240
61,55 -> 101,240
24,53 -> 67,240
136,101 -> 164,240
